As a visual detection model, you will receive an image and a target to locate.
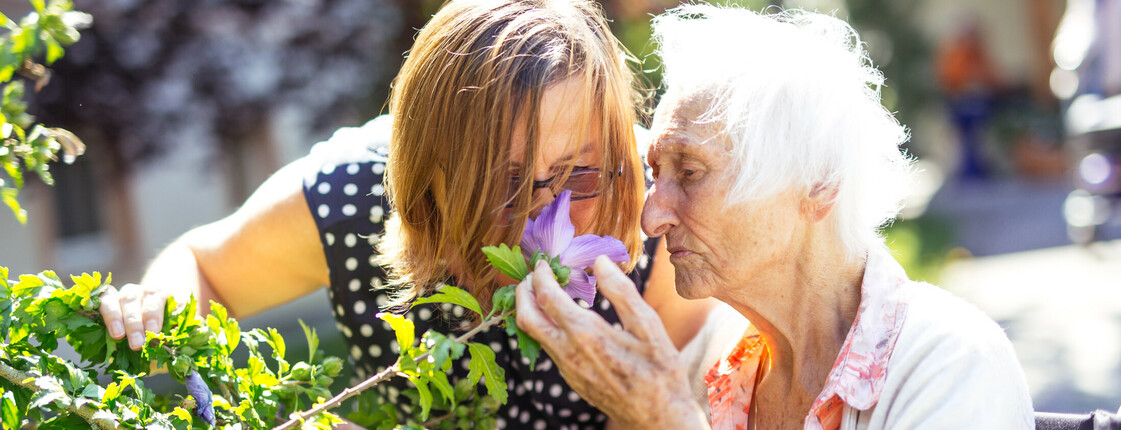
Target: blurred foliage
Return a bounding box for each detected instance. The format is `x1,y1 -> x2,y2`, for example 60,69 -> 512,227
883,217 -> 955,284
604,0 -> 778,120
0,0 -> 89,223
602,0 -> 935,128
845,0 -> 937,129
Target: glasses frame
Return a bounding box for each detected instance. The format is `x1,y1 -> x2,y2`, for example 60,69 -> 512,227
505,167 -> 618,208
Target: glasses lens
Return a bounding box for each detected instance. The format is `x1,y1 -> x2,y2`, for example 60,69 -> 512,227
564,170 -> 601,197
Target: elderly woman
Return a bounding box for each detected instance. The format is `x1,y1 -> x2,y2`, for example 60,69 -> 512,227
516,5 -> 1035,430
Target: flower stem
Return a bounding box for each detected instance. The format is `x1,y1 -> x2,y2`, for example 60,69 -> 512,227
271,309 -> 514,430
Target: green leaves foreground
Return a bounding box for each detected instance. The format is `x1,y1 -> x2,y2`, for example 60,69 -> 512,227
0,266 -> 346,429
1,248 -> 547,429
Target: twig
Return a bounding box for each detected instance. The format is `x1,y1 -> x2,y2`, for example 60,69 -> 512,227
421,411 -> 455,428
0,359 -> 117,430
272,310 -> 513,430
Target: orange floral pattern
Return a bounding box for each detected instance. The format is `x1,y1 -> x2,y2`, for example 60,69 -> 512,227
705,246 -> 911,430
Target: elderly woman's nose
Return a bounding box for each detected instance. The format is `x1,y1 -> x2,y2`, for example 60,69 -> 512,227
641,186 -> 678,237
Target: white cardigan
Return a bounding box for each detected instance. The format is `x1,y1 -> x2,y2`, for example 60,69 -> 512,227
845,281 -> 1035,429
683,282 -> 1036,429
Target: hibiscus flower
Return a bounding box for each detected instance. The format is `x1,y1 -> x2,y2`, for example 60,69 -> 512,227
519,190 -> 630,303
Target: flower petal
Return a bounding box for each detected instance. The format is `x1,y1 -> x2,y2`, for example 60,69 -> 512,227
565,270 -> 597,304
560,234 -> 630,270
532,190 -> 575,257
520,217 -> 538,256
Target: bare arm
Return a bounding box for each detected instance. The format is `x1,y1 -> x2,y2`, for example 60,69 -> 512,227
642,237 -> 718,350
99,157 -> 330,349
183,157 -> 330,317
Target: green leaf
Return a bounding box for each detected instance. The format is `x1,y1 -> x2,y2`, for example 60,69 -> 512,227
2,390 -> 20,430
206,302 -> 240,352
412,285 -> 482,317
513,320 -> 542,371
1,187 -> 25,224
38,412 -> 86,430
426,370 -> 455,405
28,389 -> 66,409
79,383 -> 103,400
411,377 -> 433,422
490,285 -> 516,317
266,327 -> 285,361
101,381 -> 122,403
481,244 -> 530,281
377,312 -> 414,352
466,343 -> 506,403
424,331 -> 456,369
299,319 -> 319,361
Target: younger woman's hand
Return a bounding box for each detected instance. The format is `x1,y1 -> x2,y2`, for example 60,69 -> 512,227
98,283 -> 172,350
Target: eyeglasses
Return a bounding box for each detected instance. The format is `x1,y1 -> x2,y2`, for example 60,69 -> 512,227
505,168 -> 610,207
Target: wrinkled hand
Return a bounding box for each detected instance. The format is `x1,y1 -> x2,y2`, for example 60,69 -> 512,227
516,257 -> 708,429
98,283 -> 171,350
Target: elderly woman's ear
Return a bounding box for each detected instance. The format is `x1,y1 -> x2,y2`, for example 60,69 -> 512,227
801,182 -> 839,222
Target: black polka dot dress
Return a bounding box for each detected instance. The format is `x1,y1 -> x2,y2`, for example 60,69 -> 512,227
301,116 -> 659,430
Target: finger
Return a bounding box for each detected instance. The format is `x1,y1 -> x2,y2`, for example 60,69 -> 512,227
98,285 -> 126,339
118,284 -> 147,350
515,275 -> 564,347
140,287 -> 170,335
530,260 -> 589,330
593,256 -> 671,344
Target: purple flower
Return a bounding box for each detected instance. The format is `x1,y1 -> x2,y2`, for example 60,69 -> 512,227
186,370 -> 215,425
520,190 -> 630,303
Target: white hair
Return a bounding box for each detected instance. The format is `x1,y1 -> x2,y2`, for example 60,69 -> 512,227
652,4 -> 915,257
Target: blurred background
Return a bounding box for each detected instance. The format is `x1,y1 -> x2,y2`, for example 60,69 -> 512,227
1,0 -> 1118,416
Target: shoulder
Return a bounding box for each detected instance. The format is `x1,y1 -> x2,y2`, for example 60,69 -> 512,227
894,281 -> 1015,361
861,281 -> 1034,429
301,115 -> 392,232
301,115 -> 391,189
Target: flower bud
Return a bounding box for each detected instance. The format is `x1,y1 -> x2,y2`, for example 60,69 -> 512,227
185,370 -> 215,425
322,357 -> 344,378
290,362 -> 311,380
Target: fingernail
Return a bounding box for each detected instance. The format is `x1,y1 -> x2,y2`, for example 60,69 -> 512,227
535,260 -> 549,270
128,332 -> 144,349
111,321 -> 125,338
145,320 -> 159,334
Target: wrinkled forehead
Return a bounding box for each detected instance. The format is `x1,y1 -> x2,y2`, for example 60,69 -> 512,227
648,91 -> 728,157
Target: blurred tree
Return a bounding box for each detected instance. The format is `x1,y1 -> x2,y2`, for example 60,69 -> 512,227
602,0 -> 803,124
845,0 -> 936,130
27,0 -> 405,265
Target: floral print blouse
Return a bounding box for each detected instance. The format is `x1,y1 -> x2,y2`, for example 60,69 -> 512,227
704,246 -> 911,430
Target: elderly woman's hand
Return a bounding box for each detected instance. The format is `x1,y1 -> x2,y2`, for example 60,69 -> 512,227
516,256 -> 709,429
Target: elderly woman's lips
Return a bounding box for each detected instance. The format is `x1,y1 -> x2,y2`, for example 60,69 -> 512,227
667,247 -> 692,259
